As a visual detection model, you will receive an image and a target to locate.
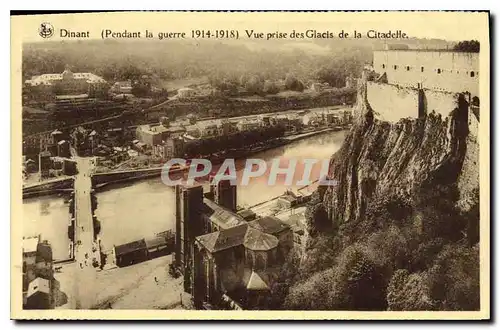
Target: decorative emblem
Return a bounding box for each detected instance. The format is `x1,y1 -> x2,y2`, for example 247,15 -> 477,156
39,22 -> 54,38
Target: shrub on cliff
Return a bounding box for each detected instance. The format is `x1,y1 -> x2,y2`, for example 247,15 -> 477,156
304,201 -> 330,235
300,234 -> 340,280
412,182 -> 465,242
427,243 -> 480,311
268,247 -> 301,309
285,244 -> 387,310
387,243 -> 479,311
387,269 -> 438,311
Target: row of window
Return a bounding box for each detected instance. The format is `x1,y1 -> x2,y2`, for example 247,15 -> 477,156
381,64 -> 477,77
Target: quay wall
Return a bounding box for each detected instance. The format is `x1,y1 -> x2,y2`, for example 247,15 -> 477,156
91,167 -> 164,187
22,178 -> 74,198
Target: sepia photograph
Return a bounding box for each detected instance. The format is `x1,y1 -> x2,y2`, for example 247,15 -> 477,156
10,11 -> 490,320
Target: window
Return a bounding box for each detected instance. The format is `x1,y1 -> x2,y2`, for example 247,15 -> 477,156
421,66 -> 424,72
382,64 -> 385,69
406,66 -> 410,71
470,71 -> 475,77
393,65 -> 398,70
437,68 -> 442,74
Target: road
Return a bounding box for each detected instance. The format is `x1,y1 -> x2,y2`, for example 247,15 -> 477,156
187,106 -> 351,128
70,156 -> 99,309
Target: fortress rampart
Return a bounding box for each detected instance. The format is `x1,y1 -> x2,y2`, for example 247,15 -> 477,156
373,50 -> 479,98
366,82 -> 420,122
354,49 -> 480,136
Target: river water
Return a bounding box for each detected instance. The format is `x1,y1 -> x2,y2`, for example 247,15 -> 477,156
23,196 -> 71,261
23,130 -> 347,254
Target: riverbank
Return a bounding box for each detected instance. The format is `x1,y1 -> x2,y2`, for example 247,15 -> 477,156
92,126 -> 349,190
22,177 -> 74,199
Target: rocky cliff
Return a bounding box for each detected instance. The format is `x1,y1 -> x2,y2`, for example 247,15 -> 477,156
284,81 -> 481,311
322,82 -> 478,232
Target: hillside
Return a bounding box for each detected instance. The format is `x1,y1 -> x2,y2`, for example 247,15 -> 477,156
275,82 -> 480,311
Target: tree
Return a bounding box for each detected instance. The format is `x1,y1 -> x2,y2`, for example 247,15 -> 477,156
387,269 -> 437,311
284,245 -> 387,310
427,243 -> 480,311
387,243 -> 480,311
268,248 -> 301,309
284,74 -> 305,92
304,201 -> 330,234
263,80 -> 280,94
453,40 -> 480,53
300,234 -> 339,279
244,75 -> 263,95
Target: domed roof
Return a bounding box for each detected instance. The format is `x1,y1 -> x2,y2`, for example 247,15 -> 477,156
246,271 -> 270,291
243,227 -> 278,251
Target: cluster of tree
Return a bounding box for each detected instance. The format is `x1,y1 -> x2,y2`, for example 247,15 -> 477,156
183,125 -> 286,157
22,40 -> 371,96
275,181 -> 480,311
453,40 -> 480,53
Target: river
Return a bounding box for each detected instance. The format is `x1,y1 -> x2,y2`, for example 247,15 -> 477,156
23,196 -> 71,261
23,130 -> 347,254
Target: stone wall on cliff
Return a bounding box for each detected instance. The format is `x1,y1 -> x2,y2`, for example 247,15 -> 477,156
322,82 -> 477,230
366,82 -> 420,122
365,81 -> 460,124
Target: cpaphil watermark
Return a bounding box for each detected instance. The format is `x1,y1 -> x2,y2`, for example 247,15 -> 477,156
160,158 -> 338,187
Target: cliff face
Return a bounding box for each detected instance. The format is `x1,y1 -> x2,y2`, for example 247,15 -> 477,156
322,85 -> 478,229
287,83 -> 480,312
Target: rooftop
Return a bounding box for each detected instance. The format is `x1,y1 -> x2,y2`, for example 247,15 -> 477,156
196,221 -> 280,253
27,278 -> 50,297
203,198 -> 246,230
23,236 -> 39,254
145,236 -> 168,249
196,223 -> 249,253
245,271 -> 270,291
237,209 -> 257,221
25,71 -> 106,86
114,239 -> 147,256
55,94 -> 89,100
243,227 -> 279,251
248,216 -> 290,235
39,151 -> 51,157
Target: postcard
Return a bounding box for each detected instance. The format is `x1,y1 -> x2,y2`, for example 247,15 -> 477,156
10,11 -> 490,320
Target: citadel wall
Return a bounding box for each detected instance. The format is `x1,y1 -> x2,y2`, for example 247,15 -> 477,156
423,89 -> 459,118
366,82 -> 419,122
373,50 -> 479,97
366,81 -> 465,125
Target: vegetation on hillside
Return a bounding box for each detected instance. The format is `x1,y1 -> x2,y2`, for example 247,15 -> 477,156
453,40 -> 480,53
22,40 -> 371,92
273,182 -> 479,311
268,111 -> 480,312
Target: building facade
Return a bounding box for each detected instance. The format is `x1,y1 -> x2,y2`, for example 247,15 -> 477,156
136,124 -> 186,147
373,50 -> 479,97
173,181 -> 293,310
25,68 -> 108,97
22,236 -> 54,309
